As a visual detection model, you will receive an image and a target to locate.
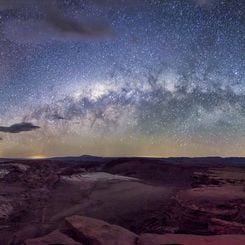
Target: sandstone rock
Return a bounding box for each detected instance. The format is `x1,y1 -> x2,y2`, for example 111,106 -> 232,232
138,233 -> 245,245
167,185 -> 245,234
25,230 -> 82,245
209,218 -> 245,234
65,215 -> 137,245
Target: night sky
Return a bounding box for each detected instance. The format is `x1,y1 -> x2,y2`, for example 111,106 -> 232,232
0,0 -> 245,158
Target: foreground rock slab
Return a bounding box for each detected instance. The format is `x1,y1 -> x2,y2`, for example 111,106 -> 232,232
25,230 -> 82,245
65,215 -> 138,245
138,233 -> 245,245
209,218 -> 245,235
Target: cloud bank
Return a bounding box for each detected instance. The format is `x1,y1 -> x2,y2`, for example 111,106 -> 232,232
0,0 -> 112,44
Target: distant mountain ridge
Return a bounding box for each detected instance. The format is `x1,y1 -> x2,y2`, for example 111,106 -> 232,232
1,156 -> 245,166
49,155 -> 110,162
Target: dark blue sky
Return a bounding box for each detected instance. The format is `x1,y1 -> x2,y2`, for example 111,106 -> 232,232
0,0 -> 245,158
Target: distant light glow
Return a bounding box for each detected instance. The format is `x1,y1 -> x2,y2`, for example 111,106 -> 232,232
29,155 -> 47,160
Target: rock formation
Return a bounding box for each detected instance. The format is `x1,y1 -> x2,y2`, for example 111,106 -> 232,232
25,215 -> 245,245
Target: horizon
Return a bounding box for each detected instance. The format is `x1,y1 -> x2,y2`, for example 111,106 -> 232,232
2,154 -> 245,160
0,0 -> 245,158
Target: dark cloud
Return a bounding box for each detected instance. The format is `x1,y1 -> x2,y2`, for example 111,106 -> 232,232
1,0 -> 112,44
0,122 -> 40,133
45,12 -> 112,39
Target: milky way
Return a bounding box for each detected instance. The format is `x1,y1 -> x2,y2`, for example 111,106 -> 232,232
0,0 -> 245,158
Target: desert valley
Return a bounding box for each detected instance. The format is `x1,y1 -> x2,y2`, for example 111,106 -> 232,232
0,157 -> 245,244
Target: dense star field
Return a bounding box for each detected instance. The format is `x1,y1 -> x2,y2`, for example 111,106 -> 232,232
0,0 -> 244,158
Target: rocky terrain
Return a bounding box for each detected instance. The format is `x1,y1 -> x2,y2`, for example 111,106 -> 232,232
0,157 -> 245,244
